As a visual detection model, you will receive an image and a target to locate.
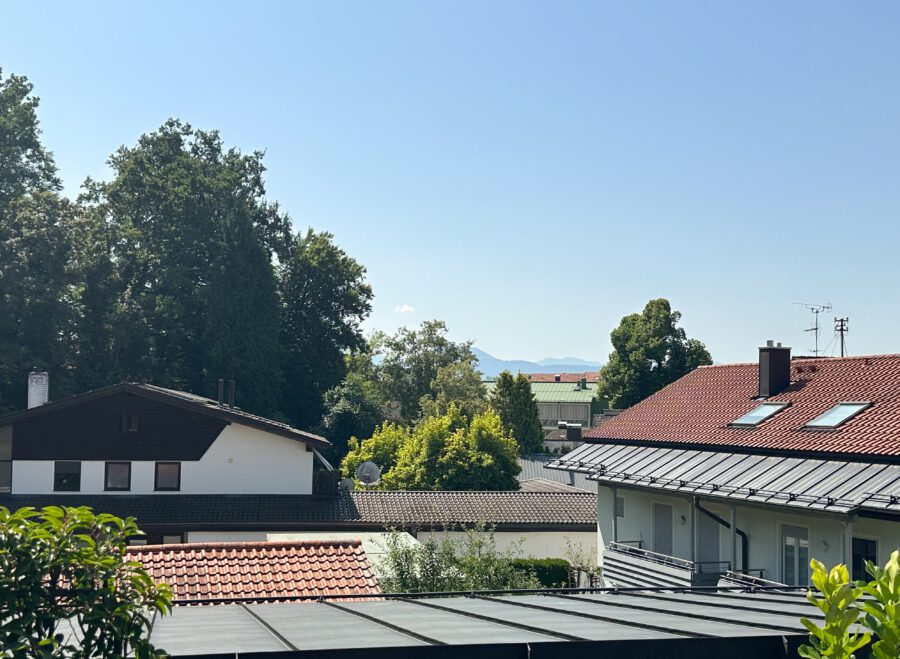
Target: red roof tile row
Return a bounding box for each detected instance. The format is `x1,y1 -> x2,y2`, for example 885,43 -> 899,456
582,354 -> 900,458
128,539 -> 380,604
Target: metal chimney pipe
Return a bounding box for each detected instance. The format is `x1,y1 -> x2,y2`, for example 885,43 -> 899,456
27,372 -> 49,409
228,379 -> 236,407
217,379 -> 225,406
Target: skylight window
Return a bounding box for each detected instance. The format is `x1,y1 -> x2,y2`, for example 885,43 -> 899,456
730,402 -> 788,427
806,403 -> 870,429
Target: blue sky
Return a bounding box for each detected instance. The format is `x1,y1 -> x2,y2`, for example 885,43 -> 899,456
4,1 -> 900,364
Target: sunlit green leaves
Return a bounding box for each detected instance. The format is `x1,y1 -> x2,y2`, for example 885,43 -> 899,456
0,505 -> 172,658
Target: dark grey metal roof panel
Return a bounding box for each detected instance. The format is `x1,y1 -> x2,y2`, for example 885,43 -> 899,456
430,596 -> 676,640
527,594 -> 791,637
151,605 -> 290,655
578,593 -> 806,634
560,441 -> 900,514
246,602 -> 425,650
331,599 -> 553,645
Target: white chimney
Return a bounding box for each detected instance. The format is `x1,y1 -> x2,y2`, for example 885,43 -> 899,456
27,372 -> 49,409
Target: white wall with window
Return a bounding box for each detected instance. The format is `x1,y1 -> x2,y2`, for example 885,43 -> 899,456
9,422 -> 314,495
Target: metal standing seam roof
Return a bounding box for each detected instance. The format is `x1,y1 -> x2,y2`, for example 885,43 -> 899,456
147,589 -> 812,657
581,354 -> 900,458
519,455 -> 595,492
548,442 -> 900,515
483,381 -> 597,403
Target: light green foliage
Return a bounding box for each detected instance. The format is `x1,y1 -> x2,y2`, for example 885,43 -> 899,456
598,298 -> 712,409
489,371 -> 544,455
342,422 -> 409,482
799,553 -> 900,659
340,407 -> 520,490
419,359 -> 488,421
376,526 -> 541,593
375,320 -> 475,422
800,560 -> 870,659
0,506 -> 172,658
860,550 -> 900,659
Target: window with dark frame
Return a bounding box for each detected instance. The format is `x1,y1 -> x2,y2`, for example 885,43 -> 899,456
104,461 -> 131,491
154,462 -> 181,491
121,414 -> 140,433
54,461 -> 81,492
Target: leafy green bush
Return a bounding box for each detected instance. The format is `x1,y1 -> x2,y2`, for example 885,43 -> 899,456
799,560 -> 870,659
511,558 -> 570,588
376,525 -> 541,593
0,506 -> 172,658
800,551 -> 900,659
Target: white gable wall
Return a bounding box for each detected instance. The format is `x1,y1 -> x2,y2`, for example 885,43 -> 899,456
11,422 -> 314,495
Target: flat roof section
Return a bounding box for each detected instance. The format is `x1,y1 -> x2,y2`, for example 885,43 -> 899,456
148,589 -> 810,658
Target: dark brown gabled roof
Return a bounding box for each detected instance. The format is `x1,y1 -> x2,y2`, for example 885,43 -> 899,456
129,539 -> 380,604
582,354 -> 900,460
0,382 -> 329,449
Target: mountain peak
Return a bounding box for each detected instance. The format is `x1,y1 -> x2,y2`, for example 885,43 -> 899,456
472,347 -> 601,377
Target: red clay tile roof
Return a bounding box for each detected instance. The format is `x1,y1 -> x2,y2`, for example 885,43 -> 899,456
128,539 -> 380,604
582,354 -> 900,459
526,372 -> 599,383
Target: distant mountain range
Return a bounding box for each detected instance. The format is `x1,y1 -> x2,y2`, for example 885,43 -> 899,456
472,347 -> 601,378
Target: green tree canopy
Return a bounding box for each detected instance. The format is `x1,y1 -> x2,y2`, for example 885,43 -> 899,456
597,298 -> 712,408
0,70 -> 78,412
0,505 -> 172,657
375,320 -> 475,421
0,72 -> 374,425
341,407 -> 520,490
489,370 -> 544,455
76,119 -> 290,415
419,359 -> 488,421
279,229 -> 373,428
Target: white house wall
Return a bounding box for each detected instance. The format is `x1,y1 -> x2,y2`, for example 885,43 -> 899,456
11,422 -> 314,495
598,485 -> 900,583
417,529 -> 597,561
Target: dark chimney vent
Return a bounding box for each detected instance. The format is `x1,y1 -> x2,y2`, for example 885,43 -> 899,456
758,341 -> 791,397
554,374 -> 561,382
217,379 -> 225,406
228,379 -> 236,407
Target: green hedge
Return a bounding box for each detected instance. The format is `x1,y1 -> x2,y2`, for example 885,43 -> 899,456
511,558 -> 570,588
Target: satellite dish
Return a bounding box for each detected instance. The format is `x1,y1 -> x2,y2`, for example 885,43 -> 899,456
356,461 -> 381,486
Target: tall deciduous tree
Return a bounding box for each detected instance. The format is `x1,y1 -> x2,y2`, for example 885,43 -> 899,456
419,359 -> 488,421
78,120 -> 292,412
0,70 -> 77,412
279,229 -> 373,428
490,371 -> 544,455
376,320 -> 474,421
598,298 -> 712,408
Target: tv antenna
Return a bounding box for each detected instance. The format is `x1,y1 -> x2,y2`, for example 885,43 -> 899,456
834,317 -> 849,357
355,461 -> 381,487
794,302 -> 832,356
